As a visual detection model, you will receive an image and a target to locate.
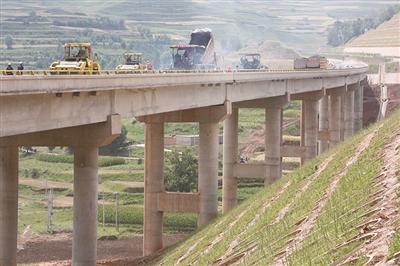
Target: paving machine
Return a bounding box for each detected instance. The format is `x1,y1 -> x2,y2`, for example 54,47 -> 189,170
240,53 -> 263,69
115,52 -> 148,73
170,28 -> 216,70
49,43 -> 100,74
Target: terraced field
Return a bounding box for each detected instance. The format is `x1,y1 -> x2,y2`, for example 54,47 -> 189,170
151,109 -> 400,265
1,0 -> 399,69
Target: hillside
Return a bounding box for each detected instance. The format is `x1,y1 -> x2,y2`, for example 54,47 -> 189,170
346,13 -> 400,48
1,0 -> 400,69
148,110 -> 400,265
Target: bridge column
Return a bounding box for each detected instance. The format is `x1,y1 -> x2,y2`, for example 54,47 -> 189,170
354,84 -> 364,132
143,122 -> 164,255
0,146 -> 18,266
328,89 -> 344,147
303,99 -> 319,161
343,88 -> 355,139
265,96 -> 287,185
318,95 -> 329,154
73,145 -> 99,266
223,108 -> 238,213
198,122 -> 219,226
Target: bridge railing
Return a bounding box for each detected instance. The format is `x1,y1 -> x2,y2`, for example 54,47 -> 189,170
0,67 -> 368,77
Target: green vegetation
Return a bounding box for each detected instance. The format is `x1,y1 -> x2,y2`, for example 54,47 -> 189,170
99,125 -> 131,156
153,110 -> 400,265
35,153 -> 126,167
165,149 -> 198,192
98,205 -> 197,231
327,5 -> 400,46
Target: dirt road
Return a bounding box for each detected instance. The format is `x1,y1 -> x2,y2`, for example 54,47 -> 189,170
17,233 -> 187,265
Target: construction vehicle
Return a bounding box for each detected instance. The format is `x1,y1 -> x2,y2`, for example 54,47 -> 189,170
240,53 -> 263,70
294,55 -> 328,70
170,28 -> 216,70
49,43 -> 100,74
115,52 -> 148,73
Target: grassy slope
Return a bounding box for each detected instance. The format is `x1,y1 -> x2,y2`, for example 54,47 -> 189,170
153,110 -> 400,265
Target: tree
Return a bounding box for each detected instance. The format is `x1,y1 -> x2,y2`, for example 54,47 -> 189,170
165,149 -> 198,192
5,35 -> 13,50
99,125 -> 130,156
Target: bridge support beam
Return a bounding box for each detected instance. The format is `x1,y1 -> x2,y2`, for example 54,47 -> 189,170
343,88 -> 355,139
0,146 -> 18,266
303,99 -> 319,160
328,88 -> 344,147
223,108 -> 238,213
291,91 -> 323,161
198,122 -> 219,226
73,146 -> 99,266
318,95 -> 329,154
143,122 -> 164,256
265,96 -> 287,185
354,84 -> 364,132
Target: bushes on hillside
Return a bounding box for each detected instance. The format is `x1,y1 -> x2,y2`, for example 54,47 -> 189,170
327,5 -> 400,47
98,204 -> 197,230
53,17 -> 126,30
36,153 -> 125,167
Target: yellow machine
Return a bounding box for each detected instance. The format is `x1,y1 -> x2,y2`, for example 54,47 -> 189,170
115,52 -> 147,73
49,43 -> 101,74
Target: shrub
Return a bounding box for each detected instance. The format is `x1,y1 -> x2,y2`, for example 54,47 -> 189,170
98,204 -> 197,230
165,149 -> 198,192
36,153 -> 125,167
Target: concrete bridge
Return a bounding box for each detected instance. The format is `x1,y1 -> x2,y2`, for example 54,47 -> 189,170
0,67 -> 367,265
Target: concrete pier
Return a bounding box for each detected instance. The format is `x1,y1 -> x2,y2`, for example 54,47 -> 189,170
354,85 -> 364,132
223,108 -> 238,213
72,146 -> 99,266
343,89 -> 355,139
143,122 -> 165,256
329,93 -> 342,147
198,122 -> 219,226
318,95 -> 329,154
0,146 -> 18,266
265,101 -> 283,185
303,99 -> 319,160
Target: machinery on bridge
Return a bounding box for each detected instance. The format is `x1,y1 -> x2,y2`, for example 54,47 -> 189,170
115,52 -> 148,73
170,28 -> 217,70
49,43 -> 101,74
294,55 -> 328,70
239,53 -> 264,70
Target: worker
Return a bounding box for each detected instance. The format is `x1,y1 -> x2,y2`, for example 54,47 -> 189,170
6,63 -> 13,75
146,61 -> 153,71
17,62 -> 24,75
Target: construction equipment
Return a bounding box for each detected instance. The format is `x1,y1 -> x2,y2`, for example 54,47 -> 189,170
294,55 -> 328,70
240,53 -> 263,70
49,43 -> 100,74
170,28 -> 217,70
115,52 -> 148,73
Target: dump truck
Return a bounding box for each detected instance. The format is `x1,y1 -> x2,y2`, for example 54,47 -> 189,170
49,43 -> 100,74
170,28 -> 216,70
115,52 -> 148,73
294,55 -> 328,70
240,53 -> 263,70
